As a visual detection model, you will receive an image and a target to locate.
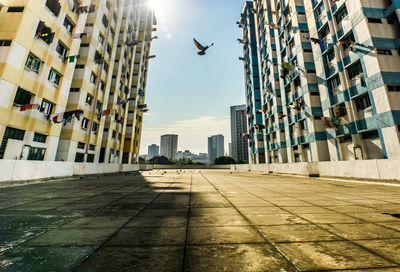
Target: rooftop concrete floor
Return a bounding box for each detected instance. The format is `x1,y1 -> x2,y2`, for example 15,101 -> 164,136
0,170 -> 400,271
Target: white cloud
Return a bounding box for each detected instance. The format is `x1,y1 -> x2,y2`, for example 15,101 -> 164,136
140,115 -> 231,155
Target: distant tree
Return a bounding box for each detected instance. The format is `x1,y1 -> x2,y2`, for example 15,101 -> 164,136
236,160 -> 249,164
176,158 -> 194,165
149,156 -> 173,165
138,157 -> 146,163
214,156 -> 235,164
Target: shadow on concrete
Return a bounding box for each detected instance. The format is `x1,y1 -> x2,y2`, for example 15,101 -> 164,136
0,170 -> 298,272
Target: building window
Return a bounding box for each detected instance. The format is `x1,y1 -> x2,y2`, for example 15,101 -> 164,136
81,118 -> 89,130
377,49 -> 392,55
70,88 -> 80,92
347,61 -> 363,80
329,75 -> 341,90
33,133 -> 47,143
92,122 -> 98,133
335,6 -> 348,25
0,127 -> 25,159
25,54 -> 41,73
96,101 -> 102,112
7,7 -> 24,12
36,21 -> 54,44
367,18 -> 382,23
106,43 -> 111,54
75,64 -> 84,69
86,154 -> 95,163
326,49 -> 335,62
39,99 -> 54,115
339,135 -> 352,143
361,129 -> 379,139
27,147 -> 46,161
387,14 -> 396,24
387,85 -> 400,92
99,81 -> 105,91
102,15 -> 109,28
45,0 -> 61,16
98,34 -> 104,45
341,33 -> 355,51
48,69 -> 61,86
80,43 -> 89,47
63,17 -> 75,33
75,152 -> 84,162
77,142 -> 85,149
86,94 -> 93,105
103,62 -> 109,72
0,40 -> 12,46
90,73 -> 97,84
112,130 -> 116,139
13,87 -> 32,105
355,94 -> 371,111
89,144 -> 95,151
56,42 -> 68,58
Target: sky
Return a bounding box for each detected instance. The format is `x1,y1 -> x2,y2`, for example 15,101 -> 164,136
140,0 -> 246,155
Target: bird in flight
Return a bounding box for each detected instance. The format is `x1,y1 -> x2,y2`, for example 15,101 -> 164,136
193,38 -> 214,55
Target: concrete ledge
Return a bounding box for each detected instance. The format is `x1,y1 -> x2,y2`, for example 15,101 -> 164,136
151,164 -> 231,169
0,160 -> 139,183
231,159 -> 400,182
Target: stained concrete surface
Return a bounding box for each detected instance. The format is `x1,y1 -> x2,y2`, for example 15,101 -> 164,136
0,170 -> 400,271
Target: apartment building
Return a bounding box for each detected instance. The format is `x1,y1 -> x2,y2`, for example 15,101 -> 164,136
230,104 -> 249,161
239,1 -> 266,164
208,134 -> 224,164
160,134 -> 178,161
304,0 -> 400,160
0,0 -> 86,161
0,0 -> 156,163
241,0 -> 400,164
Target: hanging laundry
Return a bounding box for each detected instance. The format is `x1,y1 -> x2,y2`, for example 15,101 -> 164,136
72,33 -> 87,39
76,4 -> 97,14
65,55 -> 80,63
117,97 -> 135,106
321,117 -> 336,129
146,55 -> 156,59
51,112 -> 64,124
137,104 -> 147,110
254,124 -> 266,130
237,38 -> 248,45
268,22 -> 280,29
138,90 -> 145,96
292,26 -> 298,33
145,36 -> 158,41
20,104 -> 40,112
307,37 -> 325,50
140,109 -> 149,113
283,62 -> 292,69
241,133 -> 250,139
258,109 -> 267,114
127,40 -> 139,46
236,21 -> 243,28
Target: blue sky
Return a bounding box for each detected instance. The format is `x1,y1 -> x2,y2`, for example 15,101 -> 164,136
141,0 -> 246,154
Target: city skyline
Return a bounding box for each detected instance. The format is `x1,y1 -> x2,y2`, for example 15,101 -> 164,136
139,0 -> 246,154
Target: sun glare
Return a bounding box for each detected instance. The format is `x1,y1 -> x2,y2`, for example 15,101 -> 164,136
146,0 -> 162,12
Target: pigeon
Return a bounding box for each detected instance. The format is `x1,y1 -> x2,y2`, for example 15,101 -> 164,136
193,38 -> 214,55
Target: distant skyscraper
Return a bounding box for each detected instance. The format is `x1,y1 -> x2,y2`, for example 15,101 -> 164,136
160,134 -> 178,160
147,144 -> 159,159
208,134 -> 224,163
230,105 -> 249,161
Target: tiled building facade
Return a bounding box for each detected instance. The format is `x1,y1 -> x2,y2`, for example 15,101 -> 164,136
0,0 -> 156,163
240,0 -> 400,164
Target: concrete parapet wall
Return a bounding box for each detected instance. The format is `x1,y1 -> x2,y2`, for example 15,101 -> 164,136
0,160 -> 139,183
152,164 -> 231,170
231,159 -> 400,181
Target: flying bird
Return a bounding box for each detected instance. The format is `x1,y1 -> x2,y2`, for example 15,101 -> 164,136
193,38 -> 214,55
